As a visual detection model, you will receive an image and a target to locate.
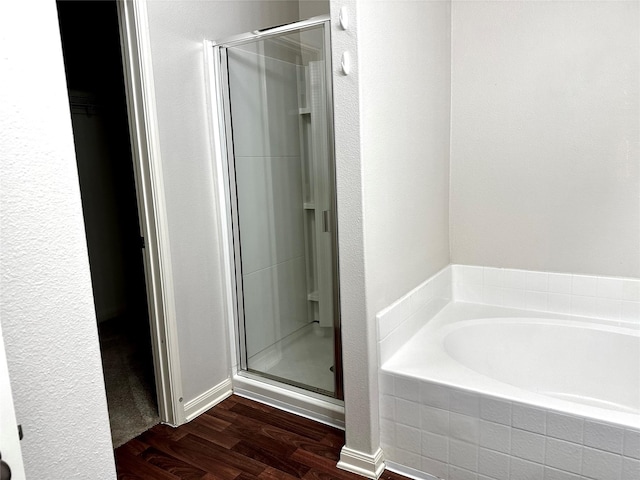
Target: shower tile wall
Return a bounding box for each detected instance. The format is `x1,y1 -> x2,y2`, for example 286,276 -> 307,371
229,47 -> 308,357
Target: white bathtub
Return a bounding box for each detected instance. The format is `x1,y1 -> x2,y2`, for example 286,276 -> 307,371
380,302 -> 640,479
383,302 -> 640,429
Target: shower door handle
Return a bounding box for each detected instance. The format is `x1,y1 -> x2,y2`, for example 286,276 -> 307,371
322,210 -> 330,232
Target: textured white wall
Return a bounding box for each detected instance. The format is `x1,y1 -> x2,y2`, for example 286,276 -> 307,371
450,0 -> 640,278
331,0 -> 452,460
144,0 -> 302,402
330,0 -> 374,454
360,0 -> 451,315
0,0 -> 116,478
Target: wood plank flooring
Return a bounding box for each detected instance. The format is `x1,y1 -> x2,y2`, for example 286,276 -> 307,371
115,394 -> 408,480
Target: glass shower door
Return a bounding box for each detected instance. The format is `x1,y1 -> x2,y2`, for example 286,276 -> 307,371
216,18 -> 341,398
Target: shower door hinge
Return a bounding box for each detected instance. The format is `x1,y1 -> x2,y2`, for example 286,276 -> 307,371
140,236 -> 145,249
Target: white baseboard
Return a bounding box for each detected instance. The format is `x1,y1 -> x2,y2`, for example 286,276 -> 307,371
385,460 -> 440,480
183,378 -> 233,422
337,446 -> 385,479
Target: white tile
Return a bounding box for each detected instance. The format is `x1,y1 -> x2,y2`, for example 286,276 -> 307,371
504,269 -> 526,289
450,413 -> 480,444
420,382 -> 450,409
547,293 -> 571,314
379,373 -> 394,395
451,264 -> 463,283
378,296 -> 412,340
571,295 -> 597,318
455,282 -> 483,303
395,376 -> 419,402
510,457 -> 544,480
379,333 -> 399,366
396,398 -> 420,426
512,404 -> 546,435
546,412 -> 583,443
545,438 -> 582,475
450,439 -> 478,471
526,271 -> 549,292
480,397 -> 511,426
396,424 -> 421,454
460,265 -> 484,285
620,301 -> 640,324
413,281 -> 435,311
480,420 -> 511,454
572,275 -> 598,296
421,405 -> 449,436
544,466 -> 582,480
380,418 -> 395,445
597,277 -> 624,300
394,448 -> 421,470
421,431 -> 449,462
548,273 -> 572,295
421,457 -> 448,479
622,457 -> 640,480
478,447 -> 510,480
622,279 -> 640,302
380,394 -> 395,420
502,288 -> 526,309
484,267 -> 504,287
595,297 -> 621,321
449,465 -> 478,480
483,286 -> 505,306
511,429 -> 545,463
581,446 -> 622,480
525,290 -> 548,311
583,420 -> 625,454
451,390 -> 481,417
624,429 -> 640,459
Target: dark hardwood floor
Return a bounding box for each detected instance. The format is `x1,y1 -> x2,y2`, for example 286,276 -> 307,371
115,394 -> 407,480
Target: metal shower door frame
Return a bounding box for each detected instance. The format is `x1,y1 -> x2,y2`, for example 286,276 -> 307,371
209,15 -> 343,400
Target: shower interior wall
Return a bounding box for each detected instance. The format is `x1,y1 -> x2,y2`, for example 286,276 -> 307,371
229,43 -> 311,361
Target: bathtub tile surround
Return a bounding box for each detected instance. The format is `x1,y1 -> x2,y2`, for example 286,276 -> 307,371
376,263 -> 639,479
380,373 -> 640,480
377,267 -> 452,365
453,265 -> 640,326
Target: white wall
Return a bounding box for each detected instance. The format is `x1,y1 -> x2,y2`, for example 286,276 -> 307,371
450,0 -> 640,278
300,0 -> 330,18
331,0 -> 452,463
144,0 -> 303,403
360,0 -> 452,315
0,0 -> 116,478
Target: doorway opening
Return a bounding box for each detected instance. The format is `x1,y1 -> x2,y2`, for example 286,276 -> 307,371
56,0 -> 159,447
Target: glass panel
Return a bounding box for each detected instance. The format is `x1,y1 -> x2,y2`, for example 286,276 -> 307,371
225,24 -> 338,396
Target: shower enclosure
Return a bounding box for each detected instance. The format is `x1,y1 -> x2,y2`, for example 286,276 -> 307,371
210,16 -> 342,399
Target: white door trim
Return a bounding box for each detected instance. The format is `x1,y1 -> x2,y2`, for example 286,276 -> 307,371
116,0 -> 185,426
